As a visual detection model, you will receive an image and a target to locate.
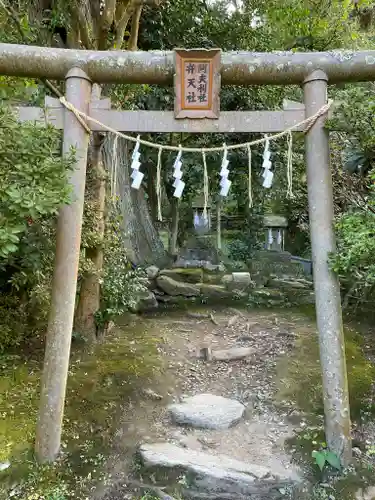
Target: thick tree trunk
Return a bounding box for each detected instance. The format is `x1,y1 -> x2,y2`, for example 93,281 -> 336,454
168,197 -> 179,256
103,136 -> 165,265
74,131 -> 106,342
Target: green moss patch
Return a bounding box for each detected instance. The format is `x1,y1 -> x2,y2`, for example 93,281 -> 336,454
160,268 -> 203,284
0,317 -> 162,500
276,318 -> 375,421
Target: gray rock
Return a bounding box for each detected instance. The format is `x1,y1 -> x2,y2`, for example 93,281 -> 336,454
132,291 -> 159,312
160,268 -> 203,284
141,388 -> 163,401
222,272 -> 253,292
156,275 -> 200,297
177,235 -> 220,265
200,284 -> 233,300
168,393 -> 245,430
268,278 -> 309,290
211,346 -> 255,361
139,442 -> 292,496
204,262 -> 226,272
221,274 -> 233,286
145,265 -> 159,279
355,486 -> 375,500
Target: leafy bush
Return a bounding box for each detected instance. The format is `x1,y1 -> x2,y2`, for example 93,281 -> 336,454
95,210 -> 148,330
330,209 -> 375,309
227,208 -> 264,263
0,104 -> 73,260
0,295 -> 28,353
0,105 -> 72,351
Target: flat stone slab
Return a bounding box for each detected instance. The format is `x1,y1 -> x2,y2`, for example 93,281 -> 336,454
139,442 -> 290,496
168,394 -> 245,430
160,268 -> 203,284
200,283 -> 234,299
156,275 -> 200,297
212,346 -> 255,361
198,346 -> 255,362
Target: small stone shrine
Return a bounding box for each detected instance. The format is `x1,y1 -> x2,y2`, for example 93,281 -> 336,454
263,214 -> 288,251
174,195 -> 221,269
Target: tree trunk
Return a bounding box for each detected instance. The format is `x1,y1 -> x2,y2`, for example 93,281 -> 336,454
168,197 -> 179,256
103,136 -> 166,265
74,131 -> 106,342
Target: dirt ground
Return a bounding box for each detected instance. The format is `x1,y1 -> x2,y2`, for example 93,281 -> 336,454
95,306 -> 320,499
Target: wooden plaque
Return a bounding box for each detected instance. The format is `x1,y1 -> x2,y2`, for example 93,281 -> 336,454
174,48 -> 221,119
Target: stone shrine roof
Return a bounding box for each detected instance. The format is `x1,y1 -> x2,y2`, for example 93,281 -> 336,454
263,215 -> 288,228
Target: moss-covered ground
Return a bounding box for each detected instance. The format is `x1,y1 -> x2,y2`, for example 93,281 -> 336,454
275,306 -> 375,499
0,315 -> 162,500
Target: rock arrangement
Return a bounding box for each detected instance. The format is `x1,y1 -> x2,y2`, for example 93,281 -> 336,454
133,263 -> 314,312
138,390 -> 299,499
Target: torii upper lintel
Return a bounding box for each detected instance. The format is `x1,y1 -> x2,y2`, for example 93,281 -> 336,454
1,43 -> 375,85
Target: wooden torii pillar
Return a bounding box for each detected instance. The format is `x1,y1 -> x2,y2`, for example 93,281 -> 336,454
1,43 -> 363,464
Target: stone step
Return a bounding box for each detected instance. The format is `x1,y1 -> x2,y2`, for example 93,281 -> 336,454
168,394 -> 246,430
139,442 -> 297,498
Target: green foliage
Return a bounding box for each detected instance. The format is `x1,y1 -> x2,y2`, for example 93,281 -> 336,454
0,105 -> 73,260
328,83 -> 375,176
330,205 -> 375,309
0,103 -> 72,352
227,206 -> 264,262
0,297 -> 28,353
95,211 -> 148,328
312,449 -> 341,472
263,0 -> 364,50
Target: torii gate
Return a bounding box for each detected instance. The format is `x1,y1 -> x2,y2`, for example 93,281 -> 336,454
2,43 -> 370,465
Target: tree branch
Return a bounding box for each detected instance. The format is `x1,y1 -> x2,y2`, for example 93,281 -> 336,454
128,1 -> 143,51
0,0 -> 63,97
98,0 -> 117,50
113,0 -> 133,49
89,0 -> 101,41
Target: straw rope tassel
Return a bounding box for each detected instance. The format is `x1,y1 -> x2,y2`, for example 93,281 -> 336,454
286,130 -> 293,198
247,144 -> 253,208
112,134 -> 119,199
156,146 -> 163,221
202,151 -> 209,219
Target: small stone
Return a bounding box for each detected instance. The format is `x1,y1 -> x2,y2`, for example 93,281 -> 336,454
145,265 -> 159,279
131,291 -> 159,312
141,388 -> 163,401
0,461 -> 10,471
353,447 -> 362,457
168,393 -> 245,430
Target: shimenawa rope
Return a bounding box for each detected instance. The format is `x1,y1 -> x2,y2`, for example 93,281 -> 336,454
59,96 -> 332,220
59,96 -> 332,153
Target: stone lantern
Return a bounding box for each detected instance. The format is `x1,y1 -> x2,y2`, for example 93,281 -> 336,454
263,215 -> 288,251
